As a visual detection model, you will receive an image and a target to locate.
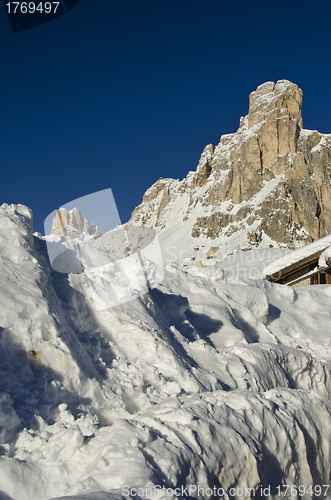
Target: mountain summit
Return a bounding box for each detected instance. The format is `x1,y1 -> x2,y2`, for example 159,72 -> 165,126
131,80 -> 331,262
51,207 -> 102,238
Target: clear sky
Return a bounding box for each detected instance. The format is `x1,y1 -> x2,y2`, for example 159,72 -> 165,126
1,0 -> 331,234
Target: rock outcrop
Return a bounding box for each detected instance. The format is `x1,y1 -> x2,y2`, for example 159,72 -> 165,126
51,207 -> 102,238
130,80 -> 331,259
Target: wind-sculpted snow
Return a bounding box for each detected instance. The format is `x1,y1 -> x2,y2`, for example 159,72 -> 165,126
0,204 -> 331,499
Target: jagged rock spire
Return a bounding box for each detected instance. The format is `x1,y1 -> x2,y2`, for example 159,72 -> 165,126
51,207 -> 101,238
130,80 -> 331,256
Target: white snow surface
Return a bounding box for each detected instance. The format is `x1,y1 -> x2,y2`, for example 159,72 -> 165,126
1,204 -> 331,499
319,246 -> 331,268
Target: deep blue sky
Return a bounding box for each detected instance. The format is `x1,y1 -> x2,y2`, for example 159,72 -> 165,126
1,0 -> 331,234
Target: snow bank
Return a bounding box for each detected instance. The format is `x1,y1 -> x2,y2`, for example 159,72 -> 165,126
0,205 -> 331,499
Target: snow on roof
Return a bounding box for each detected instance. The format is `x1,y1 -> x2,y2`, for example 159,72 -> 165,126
319,246 -> 331,267
261,234 -> 331,279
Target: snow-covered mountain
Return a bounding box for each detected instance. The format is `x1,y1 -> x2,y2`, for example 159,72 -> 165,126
131,80 -> 331,265
1,203 -> 331,499
51,207 -> 102,239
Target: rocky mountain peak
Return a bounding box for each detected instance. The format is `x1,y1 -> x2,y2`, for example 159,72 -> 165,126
247,80 -> 303,130
51,207 -> 102,238
130,81 -> 331,262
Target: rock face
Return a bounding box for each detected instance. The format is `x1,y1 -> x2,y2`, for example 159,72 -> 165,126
51,207 -> 102,238
130,80 -> 331,260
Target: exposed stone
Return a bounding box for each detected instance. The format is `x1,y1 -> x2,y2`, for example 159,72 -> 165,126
157,187 -> 171,220
192,213 -> 232,239
130,80 -> 331,250
207,246 -> 219,258
247,229 -> 263,246
142,180 -> 166,203
192,144 -> 213,188
51,208 -> 101,238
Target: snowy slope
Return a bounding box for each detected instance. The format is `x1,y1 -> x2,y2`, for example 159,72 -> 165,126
1,204 -> 331,499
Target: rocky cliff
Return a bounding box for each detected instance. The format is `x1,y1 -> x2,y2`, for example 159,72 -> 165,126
130,80 -> 331,262
51,207 -> 102,238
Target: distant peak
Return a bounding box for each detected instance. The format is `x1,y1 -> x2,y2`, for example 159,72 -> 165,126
51,207 -> 102,238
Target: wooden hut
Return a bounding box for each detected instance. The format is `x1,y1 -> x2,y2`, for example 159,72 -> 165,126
262,235 -> 331,287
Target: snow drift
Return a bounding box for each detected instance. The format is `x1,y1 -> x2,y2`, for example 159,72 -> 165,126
0,204 -> 331,499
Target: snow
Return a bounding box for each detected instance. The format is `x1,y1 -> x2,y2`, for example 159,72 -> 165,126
45,224 -> 164,311
311,136 -> 328,153
130,135 -> 303,266
129,82 -> 331,275
262,234 -> 331,278
299,128 -> 315,138
319,246 -> 331,267
1,204 -> 331,499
